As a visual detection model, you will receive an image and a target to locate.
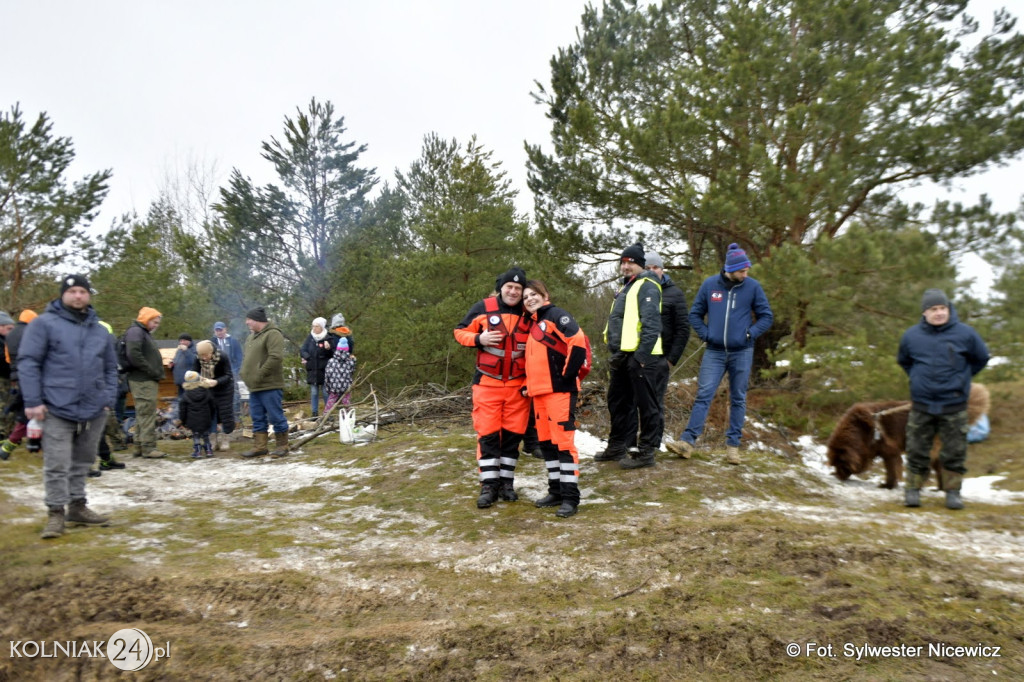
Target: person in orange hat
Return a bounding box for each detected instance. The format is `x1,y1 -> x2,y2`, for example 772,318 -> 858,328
0,309 -> 15,440
124,306 -> 168,458
1,309 -> 39,458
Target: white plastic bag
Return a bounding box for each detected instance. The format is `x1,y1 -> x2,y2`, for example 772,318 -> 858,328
338,408 -> 355,444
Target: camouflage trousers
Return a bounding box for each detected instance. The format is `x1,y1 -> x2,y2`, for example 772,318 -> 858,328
906,408 -> 969,476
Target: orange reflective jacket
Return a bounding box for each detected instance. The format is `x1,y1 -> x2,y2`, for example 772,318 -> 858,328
454,296 -> 532,385
524,303 -> 589,397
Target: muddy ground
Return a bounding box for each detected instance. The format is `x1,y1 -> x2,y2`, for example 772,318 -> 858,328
1,382 -> 1022,680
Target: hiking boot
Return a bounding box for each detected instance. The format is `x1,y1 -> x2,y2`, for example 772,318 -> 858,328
218,433 -> 231,451
142,449 -> 168,459
725,446 -> 742,465
666,439 -> 694,459
242,432 -> 269,458
498,480 -> 518,502
530,448 -> 544,460
88,469 -> 102,477
620,450 -> 656,469
534,493 -> 562,508
191,444 -> 202,459
66,499 -> 109,525
904,471 -> 925,508
203,443 -> 214,458
594,444 -> 627,462
41,507 -> 65,539
945,490 -> 964,510
1,439 -> 16,460
555,501 -> 578,518
476,484 -> 500,509
132,447 -> 144,458
99,457 -> 126,470
269,432 -> 289,458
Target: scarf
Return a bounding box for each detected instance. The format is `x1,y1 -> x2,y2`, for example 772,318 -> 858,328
311,316 -> 328,341
199,348 -> 222,380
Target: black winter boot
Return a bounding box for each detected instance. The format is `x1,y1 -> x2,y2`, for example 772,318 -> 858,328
594,443 -> 627,462
498,479 -> 518,502
555,501 -> 578,518
477,483 -> 500,509
620,449 -> 656,469
555,479 -> 580,517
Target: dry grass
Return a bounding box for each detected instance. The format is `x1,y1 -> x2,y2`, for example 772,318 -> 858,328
0,380 -> 1021,680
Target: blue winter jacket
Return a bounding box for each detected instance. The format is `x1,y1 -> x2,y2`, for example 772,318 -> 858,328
689,272 -> 773,352
208,334 -> 244,372
897,305 -> 988,414
17,299 -> 119,422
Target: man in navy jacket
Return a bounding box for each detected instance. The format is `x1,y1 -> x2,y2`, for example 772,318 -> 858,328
18,275 -> 118,539
666,243 -> 772,465
898,289 -> 988,509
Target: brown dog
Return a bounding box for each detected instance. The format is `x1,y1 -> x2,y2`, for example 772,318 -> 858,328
826,383 -> 989,490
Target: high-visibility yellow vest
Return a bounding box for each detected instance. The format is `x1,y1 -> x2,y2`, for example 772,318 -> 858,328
606,276 -> 663,354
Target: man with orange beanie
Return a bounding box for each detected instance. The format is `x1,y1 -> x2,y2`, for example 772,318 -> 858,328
0,310 -> 15,440
1,309 -> 38,458
124,307 -> 168,458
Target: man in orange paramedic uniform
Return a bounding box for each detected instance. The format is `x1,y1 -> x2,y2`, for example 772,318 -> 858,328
454,268 -> 532,508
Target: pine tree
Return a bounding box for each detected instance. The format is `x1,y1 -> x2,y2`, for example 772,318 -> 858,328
209,98 -> 377,319
0,105 -> 110,310
527,0 -> 1024,273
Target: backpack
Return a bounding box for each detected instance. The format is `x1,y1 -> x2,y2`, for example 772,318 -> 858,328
116,332 -> 133,373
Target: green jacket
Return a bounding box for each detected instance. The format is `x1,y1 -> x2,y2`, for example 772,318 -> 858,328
124,321 -> 164,383
241,323 -> 285,391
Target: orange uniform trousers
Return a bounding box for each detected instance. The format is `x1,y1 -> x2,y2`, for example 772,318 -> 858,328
472,382 -> 530,485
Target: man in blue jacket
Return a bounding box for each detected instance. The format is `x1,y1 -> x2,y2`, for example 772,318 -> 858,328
18,274 -> 119,539
666,243 -> 773,465
898,289 -> 988,510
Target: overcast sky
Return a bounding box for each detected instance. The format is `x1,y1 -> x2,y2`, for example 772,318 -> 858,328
2,0 -> 1020,295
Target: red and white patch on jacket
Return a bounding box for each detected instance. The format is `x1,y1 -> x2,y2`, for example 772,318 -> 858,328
711,291 -> 724,303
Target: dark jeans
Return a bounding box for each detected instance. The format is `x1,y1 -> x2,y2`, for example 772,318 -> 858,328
607,354 -> 666,452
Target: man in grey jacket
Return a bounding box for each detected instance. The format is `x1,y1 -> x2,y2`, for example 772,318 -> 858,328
18,275 -> 119,539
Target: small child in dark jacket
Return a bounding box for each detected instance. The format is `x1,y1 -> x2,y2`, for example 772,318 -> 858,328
180,370 -> 216,458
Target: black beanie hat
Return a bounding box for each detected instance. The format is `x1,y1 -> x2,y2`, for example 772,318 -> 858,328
921,289 -> 950,312
60,274 -> 92,295
495,267 -> 527,291
245,306 -> 269,323
178,333 -> 193,342
620,243 -> 645,267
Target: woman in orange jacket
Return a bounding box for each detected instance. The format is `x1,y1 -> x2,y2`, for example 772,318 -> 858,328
522,279 -> 590,518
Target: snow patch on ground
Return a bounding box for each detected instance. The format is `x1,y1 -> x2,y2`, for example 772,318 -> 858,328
3,427 -> 1021,585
